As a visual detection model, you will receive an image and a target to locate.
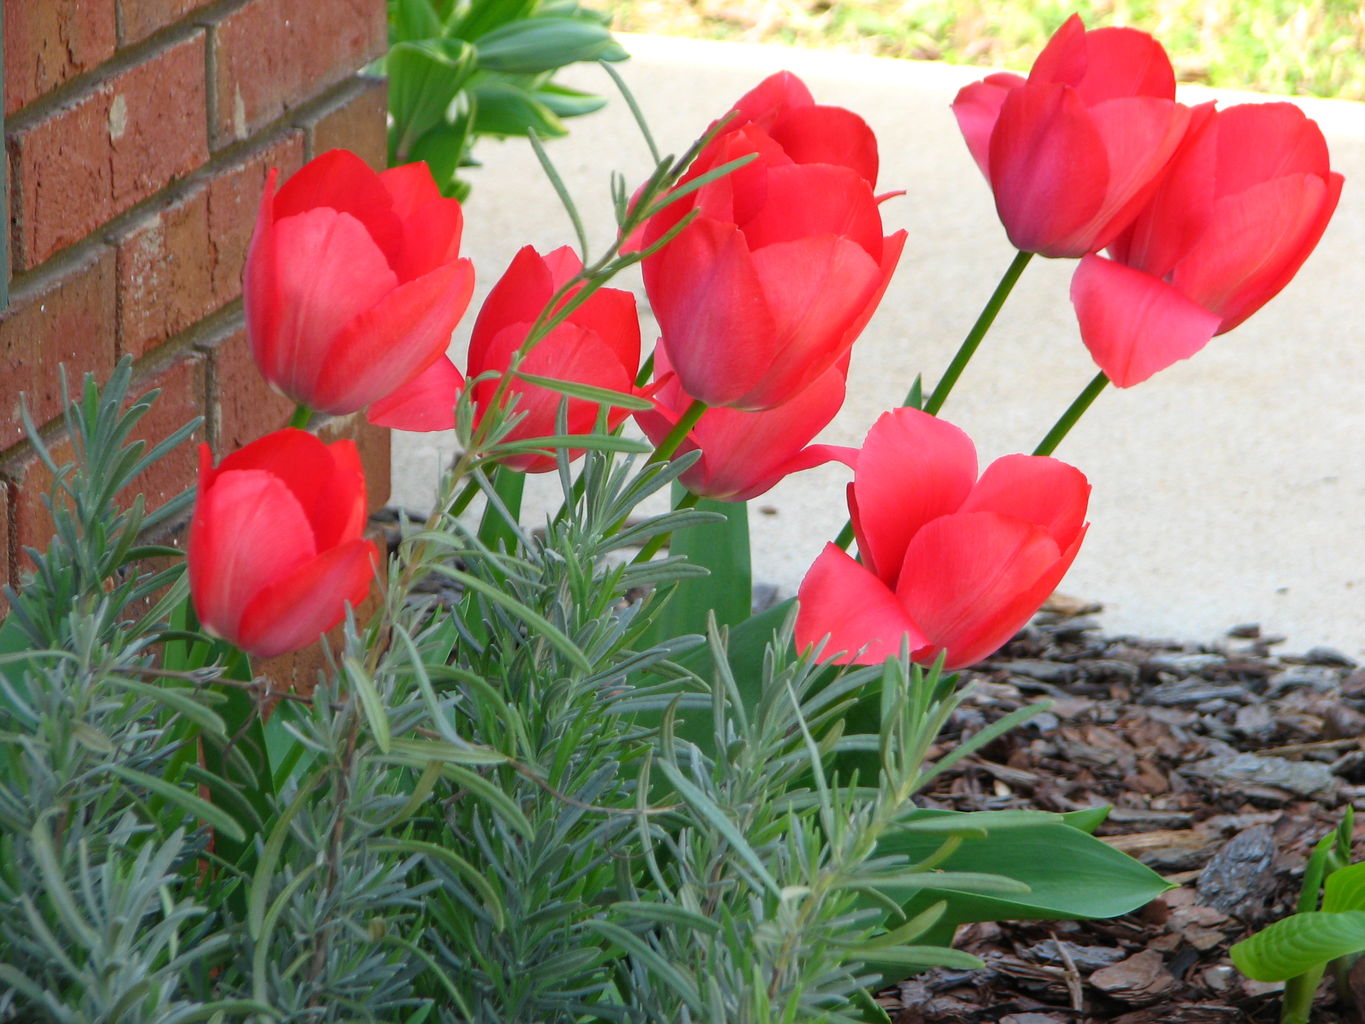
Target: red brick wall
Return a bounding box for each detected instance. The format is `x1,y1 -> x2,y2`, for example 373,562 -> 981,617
1,0 -> 393,619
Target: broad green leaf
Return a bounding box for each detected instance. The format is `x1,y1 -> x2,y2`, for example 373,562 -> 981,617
388,39 -> 477,159
470,80 -> 566,138
408,117 -> 475,195
650,489 -> 752,643
475,17 -> 624,73
533,82 -> 608,119
391,0 -> 444,41
452,0 -> 535,42
1231,910 -> 1365,981
1323,861 -> 1365,912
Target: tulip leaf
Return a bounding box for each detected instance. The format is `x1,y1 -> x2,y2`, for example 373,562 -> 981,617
470,80 -> 567,139
388,39 -> 477,160
1324,861 -> 1365,912
475,18 -> 626,74
1231,911 -> 1365,982
533,82 -> 608,119
391,0 -> 444,41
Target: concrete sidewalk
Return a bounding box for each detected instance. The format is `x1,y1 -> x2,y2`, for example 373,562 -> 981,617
392,33 -> 1365,659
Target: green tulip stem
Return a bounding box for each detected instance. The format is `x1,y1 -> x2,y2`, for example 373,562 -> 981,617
923,249 -> 1034,416
289,404 -> 313,430
648,398 -> 707,465
833,519 -> 856,553
1034,371 -> 1110,457
633,490 -> 701,564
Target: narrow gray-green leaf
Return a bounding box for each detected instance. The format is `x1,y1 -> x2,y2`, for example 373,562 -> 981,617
110,765 -> 245,843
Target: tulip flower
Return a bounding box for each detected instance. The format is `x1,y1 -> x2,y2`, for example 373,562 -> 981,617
375,245 -> 642,470
640,72 -> 906,411
1071,102 -> 1344,386
952,14 -> 1193,258
244,149 -> 475,416
635,346 -> 849,502
795,408 -> 1090,670
189,429 -> 377,660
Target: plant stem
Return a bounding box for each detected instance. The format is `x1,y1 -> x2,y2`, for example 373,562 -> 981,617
1034,371 -> 1109,457
289,404 -> 313,430
647,398 -> 707,464
923,249 -> 1033,416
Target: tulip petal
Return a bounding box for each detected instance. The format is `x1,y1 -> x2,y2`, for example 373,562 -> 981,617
651,218 -> 777,407
897,511 -> 1069,670
1173,172 -> 1339,331
741,164 -> 884,263
367,355 -> 465,433
960,454 -> 1090,547
850,408 -> 977,587
236,539 -> 377,659
1060,26 -> 1175,104
272,149 -> 405,269
468,246 -> 555,373
1071,254 -> 1221,386
736,234 -> 881,408
309,257 -> 475,414
733,70 -> 814,125
217,429 -> 367,551
189,468 -> 315,643
988,84 -> 1108,256
768,104 -> 880,185
796,543 -> 929,665
1214,103 -> 1333,197
952,73 -> 1025,179
263,208 -> 399,403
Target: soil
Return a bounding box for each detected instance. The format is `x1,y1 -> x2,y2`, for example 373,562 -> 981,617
882,594 -> 1365,1023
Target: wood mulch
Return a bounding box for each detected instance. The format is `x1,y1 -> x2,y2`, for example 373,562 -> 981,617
881,595 -> 1365,1023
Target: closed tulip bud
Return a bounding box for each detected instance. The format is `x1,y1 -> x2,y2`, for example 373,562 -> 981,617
189,430 -> 377,659
641,72 -> 905,411
244,149 -> 475,416
953,14 -> 1194,259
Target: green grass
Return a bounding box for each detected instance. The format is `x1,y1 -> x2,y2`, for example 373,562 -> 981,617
605,0 -> 1365,101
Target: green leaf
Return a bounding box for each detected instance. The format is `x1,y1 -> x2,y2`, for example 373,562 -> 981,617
388,39 -> 477,159
1231,910 -> 1365,981
512,371 -> 655,410
475,17 -> 623,73
1323,861 -> 1365,912
469,80 -> 567,138
342,656 -> 391,754
534,82 -> 608,119
391,0 -> 445,41
650,488 -> 751,644
408,117 -> 475,195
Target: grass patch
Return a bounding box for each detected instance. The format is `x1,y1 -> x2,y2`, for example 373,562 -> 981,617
605,0 -> 1365,101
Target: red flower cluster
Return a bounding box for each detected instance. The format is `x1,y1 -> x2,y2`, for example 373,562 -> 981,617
953,14 -> 1341,385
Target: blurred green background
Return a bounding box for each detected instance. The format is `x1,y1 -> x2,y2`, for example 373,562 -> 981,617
604,0 -> 1365,100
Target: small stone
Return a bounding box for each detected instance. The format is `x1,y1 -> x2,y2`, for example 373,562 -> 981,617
1148,653 -> 1227,676
1201,964 -> 1236,992
1266,665 -> 1341,695
1304,645 -> 1357,668
1196,824 -> 1277,916
1184,752 -> 1337,799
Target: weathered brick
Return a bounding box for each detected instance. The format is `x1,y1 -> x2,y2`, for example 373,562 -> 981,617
9,31 -> 208,268
7,435 -> 73,577
4,0 -> 119,115
0,246 -> 118,448
203,322 -> 294,455
118,0 -> 213,46
114,188 -> 211,359
0,479 -> 12,612
205,130 -> 306,305
210,0 -> 386,149
305,75 -> 388,167
317,413 -> 391,513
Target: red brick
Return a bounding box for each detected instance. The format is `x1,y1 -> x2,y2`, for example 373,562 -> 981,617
118,0 -> 213,46
317,413 -> 391,513
205,131 -> 306,305
4,0 -> 119,115
9,31 -> 208,268
210,0 -> 386,149
124,353 -> 207,517
114,189 -> 210,359
305,75 -> 388,168
0,247 -> 118,448
7,435 -> 73,577
204,323 -> 294,455
0,480 -> 11,612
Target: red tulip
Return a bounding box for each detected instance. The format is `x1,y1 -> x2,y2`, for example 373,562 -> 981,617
189,430 -> 377,659
952,14 -> 1193,258
795,408 -> 1089,670
1072,102 -> 1344,386
245,149 -> 475,416
641,72 -> 906,410
376,245 -> 642,469
635,345 -> 849,502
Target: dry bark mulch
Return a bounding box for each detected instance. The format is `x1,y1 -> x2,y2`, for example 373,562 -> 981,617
881,595 -> 1365,1023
